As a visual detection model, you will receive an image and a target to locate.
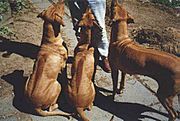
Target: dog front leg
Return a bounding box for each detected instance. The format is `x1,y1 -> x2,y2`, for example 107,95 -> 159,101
118,72 -> 126,94
111,68 -> 119,100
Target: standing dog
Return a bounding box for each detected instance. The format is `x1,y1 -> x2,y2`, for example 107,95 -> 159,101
67,8 -> 97,121
24,1 -> 70,117
108,0 -> 180,120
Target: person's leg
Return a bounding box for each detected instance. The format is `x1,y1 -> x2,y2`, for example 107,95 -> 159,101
87,0 -> 109,57
68,0 -> 87,40
87,0 -> 111,73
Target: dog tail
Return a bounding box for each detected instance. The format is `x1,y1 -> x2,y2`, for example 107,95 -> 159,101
76,107 -> 89,121
35,107 -> 71,118
24,76 -> 30,97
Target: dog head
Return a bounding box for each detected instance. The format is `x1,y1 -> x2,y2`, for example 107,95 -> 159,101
37,0 -> 65,26
78,7 -> 100,29
111,0 -> 134,24
74,7 -> 100,54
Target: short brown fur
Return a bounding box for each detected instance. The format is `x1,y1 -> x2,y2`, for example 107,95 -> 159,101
67,8 -> 96,121
109,0 -> 180,120
24,1 -> 71,117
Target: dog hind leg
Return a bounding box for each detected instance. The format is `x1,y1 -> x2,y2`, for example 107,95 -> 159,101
49,104 -> 58,112
157,89 -> 177,121
35,107 -> 71,118
86,103 -> 93,111
76,107 -> 89,121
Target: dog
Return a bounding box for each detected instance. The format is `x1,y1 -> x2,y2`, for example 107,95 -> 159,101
108,0 -> 180,120
66,8 -> 97,121
24,1 -> 71,117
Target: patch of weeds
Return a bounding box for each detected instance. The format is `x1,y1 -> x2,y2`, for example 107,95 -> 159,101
0,26 -> 14,36
9,0 -> 28,12
171,1 -> 180,8
152,0 -> 180,8
0,1 -> 9,21
0,1 -> 9,14
0,0 -> 31,37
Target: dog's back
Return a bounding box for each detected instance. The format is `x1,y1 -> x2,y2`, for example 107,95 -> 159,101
24,1 -> 72,117
68,47 -> 95,107
25,44 -> 67,105
67,8 -> 97,121
115,41 -> 180,76
113,39 -> 180,93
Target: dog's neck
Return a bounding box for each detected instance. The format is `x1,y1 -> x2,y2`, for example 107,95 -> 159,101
41,21 -> 63,45
79,27 -> 91,44
118,21 -> 129,40
76,27 -> 91,49
111,20 -> 129,43
74,27 -> 91,55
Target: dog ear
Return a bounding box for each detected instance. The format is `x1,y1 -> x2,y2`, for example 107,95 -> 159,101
89,47 -> 94,53
37,10 -> 45,19
112,11 -> 121,22
54,13 -> 65,26
78,8 -> 96,27
78,20 -> 85,27
54,1 -> 65,26
127,12 -> 134,24
113,0 -> 119,6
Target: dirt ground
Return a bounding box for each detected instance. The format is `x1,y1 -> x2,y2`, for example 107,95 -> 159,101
0,0 -> 180,121
106,0 -> 180,56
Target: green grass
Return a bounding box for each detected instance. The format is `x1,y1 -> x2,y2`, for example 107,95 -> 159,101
12,0 -> 27,12
0,0 -> 29,36
153,0 -> 180,8
0,26 -> 14,36
0,1 -> 9,14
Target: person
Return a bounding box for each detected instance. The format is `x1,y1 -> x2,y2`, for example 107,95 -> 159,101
68,0 -> 111,73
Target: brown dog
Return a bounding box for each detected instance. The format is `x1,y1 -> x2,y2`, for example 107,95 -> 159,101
66,8 -> 96,121
109,0 -> 180,120
24,1 -> 71,117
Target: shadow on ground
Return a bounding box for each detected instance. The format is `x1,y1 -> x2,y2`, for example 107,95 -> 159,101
1,69 -> 76,119
1,69 -> 169,121
1,70 -> 35,115
94,86 -> 168,121
0,36 -> 40,59
0,36 -> 75,62
0,35 -> 169,120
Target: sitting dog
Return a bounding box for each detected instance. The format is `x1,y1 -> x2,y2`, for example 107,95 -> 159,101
109,0 -> 180,120
66,8 -> 97,121
24,1 -> 71,117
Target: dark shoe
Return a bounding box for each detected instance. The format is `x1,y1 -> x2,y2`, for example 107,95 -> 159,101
101,57 -> 111,73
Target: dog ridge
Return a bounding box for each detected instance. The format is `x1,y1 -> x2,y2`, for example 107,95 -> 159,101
24,1 -> 71,117
109,0 -> 180,120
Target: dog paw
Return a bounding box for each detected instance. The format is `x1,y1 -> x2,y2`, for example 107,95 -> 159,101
116,88 -> 124,95
49,104 -> 58,111
168,115 -> 176,121
66,115 -> 71,120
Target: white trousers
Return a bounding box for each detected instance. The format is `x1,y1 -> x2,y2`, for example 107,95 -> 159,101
70,0 -> 109,57
87,0 -> 109,57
